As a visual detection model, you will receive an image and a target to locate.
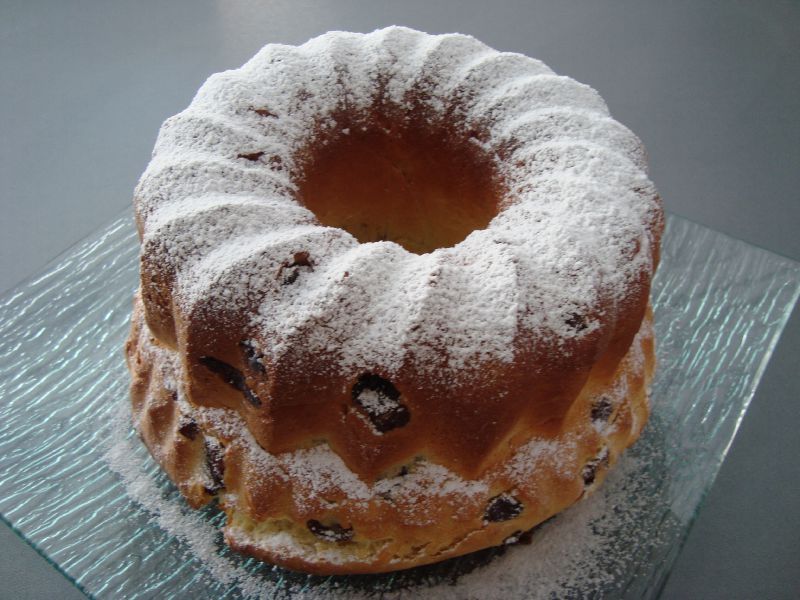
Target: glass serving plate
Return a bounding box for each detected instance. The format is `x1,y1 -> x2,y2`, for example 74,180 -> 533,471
0,213 -> 798,599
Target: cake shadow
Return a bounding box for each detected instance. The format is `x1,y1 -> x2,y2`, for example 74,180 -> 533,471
244,530 -> 519,597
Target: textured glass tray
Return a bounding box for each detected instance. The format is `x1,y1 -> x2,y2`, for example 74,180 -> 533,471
0,213 -> 798,599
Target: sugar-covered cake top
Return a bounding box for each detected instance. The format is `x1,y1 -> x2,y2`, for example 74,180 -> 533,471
135,26 -> 662,380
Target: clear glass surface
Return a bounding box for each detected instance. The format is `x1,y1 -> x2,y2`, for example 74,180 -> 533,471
0,213 -> 798,599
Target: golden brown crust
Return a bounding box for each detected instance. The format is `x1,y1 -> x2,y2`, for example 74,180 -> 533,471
126,297 -> 215,508
126,296 -> 655,574
165,262 -> 656,485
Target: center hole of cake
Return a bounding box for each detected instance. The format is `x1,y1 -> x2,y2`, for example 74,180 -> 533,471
296,115 -> 502,255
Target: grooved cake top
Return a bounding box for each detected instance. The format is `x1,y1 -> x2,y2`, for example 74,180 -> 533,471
135,26 -> 662,379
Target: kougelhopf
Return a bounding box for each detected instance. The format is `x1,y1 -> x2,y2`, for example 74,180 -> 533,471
126,26 -> 663,574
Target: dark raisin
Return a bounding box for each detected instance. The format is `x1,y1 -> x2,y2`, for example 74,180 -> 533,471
282,269 -> 300,286
240,341 -> 266,374
590,396 -> 613,423
204,438 -> 225,494
352,373 -> 410,433
291,251 -> 313,268
243,388 -> 260,407
237,151 -> 265,161
398,465 -> 409,477
199,356 -> 261,407
278,251 -> 315,285
484,493 -> 523,523
582,450 -> 610,487
199,356 -> 243,388
565,312 -> 588,331
307,519 -> 354,543
503,515 -> 556,545
515,529 -> 535,545
582,462 -> 598,487
252,107 -> 276,117
503,530 -> 532,545
178,418 -> 200,440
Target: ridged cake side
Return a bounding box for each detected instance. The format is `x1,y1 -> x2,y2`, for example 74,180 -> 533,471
126,296 -> 655,573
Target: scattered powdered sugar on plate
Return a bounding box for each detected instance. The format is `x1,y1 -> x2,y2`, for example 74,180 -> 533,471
104,402 -> 287,598
105,398 -> 674,599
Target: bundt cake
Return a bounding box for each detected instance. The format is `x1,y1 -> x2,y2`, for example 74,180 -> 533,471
126,26 -> 664,574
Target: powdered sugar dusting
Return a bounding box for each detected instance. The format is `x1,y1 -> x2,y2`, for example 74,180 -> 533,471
281,445 -> 373,508
134,25 -> 661,382
505,436 -> 578,482
355,388 -> 395,417
105,403 -> 290,599
194,402 -> 490,516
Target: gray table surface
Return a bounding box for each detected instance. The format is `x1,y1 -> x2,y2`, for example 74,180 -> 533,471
1,1 -> 798,598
